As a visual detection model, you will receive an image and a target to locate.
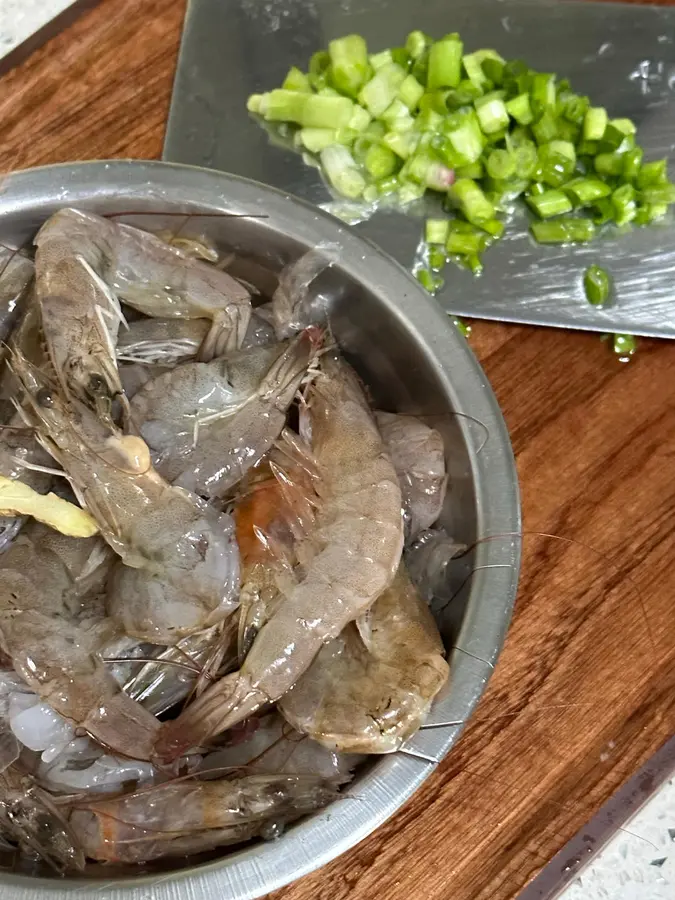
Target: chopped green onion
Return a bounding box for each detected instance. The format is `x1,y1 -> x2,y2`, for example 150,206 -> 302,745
425,218 -> 450,244
451,316 -> 472,337
405,150 -> 455,190
282,67 -> 311,93
427,34 -> 463,89
449,178 -> 495,225
639,183 -> 675,205
455,161 -> 484,180
398,180 -> 426,204
320,145 -> 366,198
399,74 -> 425,110
531,110 -> 559,145
530,73 -> 556,116
506,92 -> 533,125
531,217 -> 596,243
612,184 -> 637,226
623,147 -> 643,182
637,159 -> 668,188
594,152 -> 625,178
486,148 -> 516,180
428,246 -> 447,270
405,30 -> 432,60
381,98 -> 415,132
475,92 -> 510,134
444,111 -> 485,164
328,35 -> 370,98
583,265 -> 612,305
462,52 -> 489,91
383,130 -> 417,159
299,128 -> 338,153
480,218 -> 505,238
565,177 -> 612,207
447,230 -> 485,255
364,144 -> 399,179
359,63 -> 407,117
527,189 -> 573,218
416,267 -> 444,293
308,50 -> 330,90
611,333 -> 637,361
583,106 -> 608,141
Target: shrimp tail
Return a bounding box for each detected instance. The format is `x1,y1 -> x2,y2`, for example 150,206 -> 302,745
154,672 -> 266,762
196,303 -> 251,361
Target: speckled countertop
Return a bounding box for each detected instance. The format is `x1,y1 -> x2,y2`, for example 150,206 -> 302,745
0,0 -> 76,62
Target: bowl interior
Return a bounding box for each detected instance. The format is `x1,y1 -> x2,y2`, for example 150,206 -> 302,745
0,161 -> 520,900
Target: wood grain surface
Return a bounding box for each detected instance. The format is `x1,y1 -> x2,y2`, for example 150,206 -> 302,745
0,2 -> 674,899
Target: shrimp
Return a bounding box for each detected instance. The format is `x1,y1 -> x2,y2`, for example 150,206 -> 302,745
10,348 -> 240,645
0,765 -> 84,872
130,330 -> 320,500
279,565 -> 449,753
155,354 -> 404,760
375,412 -> 447,541
35,208 -> 252,408
0,523 -> 161,762
0,248 -> 33,350
68,772 -> 340,863
270,247 -> 336,339
117,310 -> 276,367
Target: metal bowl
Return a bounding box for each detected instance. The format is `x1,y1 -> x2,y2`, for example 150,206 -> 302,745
0,160 -> 520,900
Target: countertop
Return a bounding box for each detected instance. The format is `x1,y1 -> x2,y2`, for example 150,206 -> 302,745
0,1 -> 673,899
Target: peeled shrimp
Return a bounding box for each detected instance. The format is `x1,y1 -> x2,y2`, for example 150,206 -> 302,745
156,354 -> 404,760
68,773 -> 340,863
375,412 -> 447,541
10,349 -> 240,645
130,330 -> 319,500
35,208 -> 252,409
0,523 -> 161,761
280,565 -> 449,753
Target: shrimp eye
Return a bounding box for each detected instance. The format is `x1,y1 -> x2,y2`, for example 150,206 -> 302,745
88,374 -> 108,396
36,388 -> 55,408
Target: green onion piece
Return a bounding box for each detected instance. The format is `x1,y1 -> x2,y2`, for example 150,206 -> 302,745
417,108 -> 443,131
639,183 -> 675,205
246,94 -> 263,114
444,80 -> 484,109
391,47 -> 411,70
383,130 -> 417,159
364,144 -> 399,179
452,316 -> 472,338
447,231 -> 485,255
531,217 -> 596,243
637,159 -> 668,188
334,127 -> 359,145
528,182 -> 546,197
537,140 -> 576,187
559,92 -> 589,124
527,189 -> 573,218
530,72 -> 556,115
299,128 -> 338,153
425,218 -> 450,244
449,178 -> 495,225
381,98 -> 415,132
427,34 -> 464,89
445,111 -> 485,164
320,145 -> 366,199
583,265 -> 612,306
635,202 -> 668,225
594,152 -> 625,178
377,175 -> 400,196
611,333 -> 637,360
513,142 -> 538,179
486,148 -> 516,180
466,254 -> 484,275
592,197 -> 614,225
405,150 -> 455,190
611,118 -> 636,135
398,180 -> 427,204
428,246 -> 447,270
455,161 -> 484,180
328,34 -> 370,98
416,267 -> 444,293
623,147 -> 643,181
348,105 -> 372,132
475,92 -> 510,134
565,177 -> 612,207
597,122 -> 629,153
576,139 -> 598,158
405,30 -> 432,60
359,63 -> 407,118
258,89 -> 306,123
362,185 -> 378,203
308,50 -> 330,90
369,49 -> 392,71
462,52 -> 489,91
505,92 -> 533,125
419,90 -> 451,115
479,218 -> 505,239
531,110 -> 559,145
612,184 -> 637,226
399,74 -> 425,110
556,119 -> 581,144
583,106 -> 608,141
481,56 -> 505,87
304,94 -> 355,128
282,67 -> 311,93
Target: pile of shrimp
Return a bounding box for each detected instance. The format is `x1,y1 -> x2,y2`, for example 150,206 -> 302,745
0,209 -> 454,872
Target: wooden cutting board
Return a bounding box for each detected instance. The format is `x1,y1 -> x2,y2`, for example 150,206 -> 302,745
0,2 -> 673,899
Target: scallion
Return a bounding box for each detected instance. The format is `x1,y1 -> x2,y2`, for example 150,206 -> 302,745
583,265 -> 612,305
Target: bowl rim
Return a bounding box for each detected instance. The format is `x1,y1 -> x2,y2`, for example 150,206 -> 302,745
0,159 -> 521,900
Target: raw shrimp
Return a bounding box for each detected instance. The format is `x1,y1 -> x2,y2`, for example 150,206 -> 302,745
271,247 -> 336,339
280,565 -> 449,753
36,209 -> 252,390
10,349 -> 240,645
38,737 -> 158,795
0,523 -> 160,761
0,248 -> 33,349
156,354 -> 404,760
375,411 -> 447,541
117,310 -> 276,367
0,413 -> 53,553
201,712 -> 362,781
130,330 -> 320,500
0,765 -> 84,872
68,772 -> 340,863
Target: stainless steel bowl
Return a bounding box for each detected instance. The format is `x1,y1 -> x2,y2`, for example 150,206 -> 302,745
0,160 -> 520,900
